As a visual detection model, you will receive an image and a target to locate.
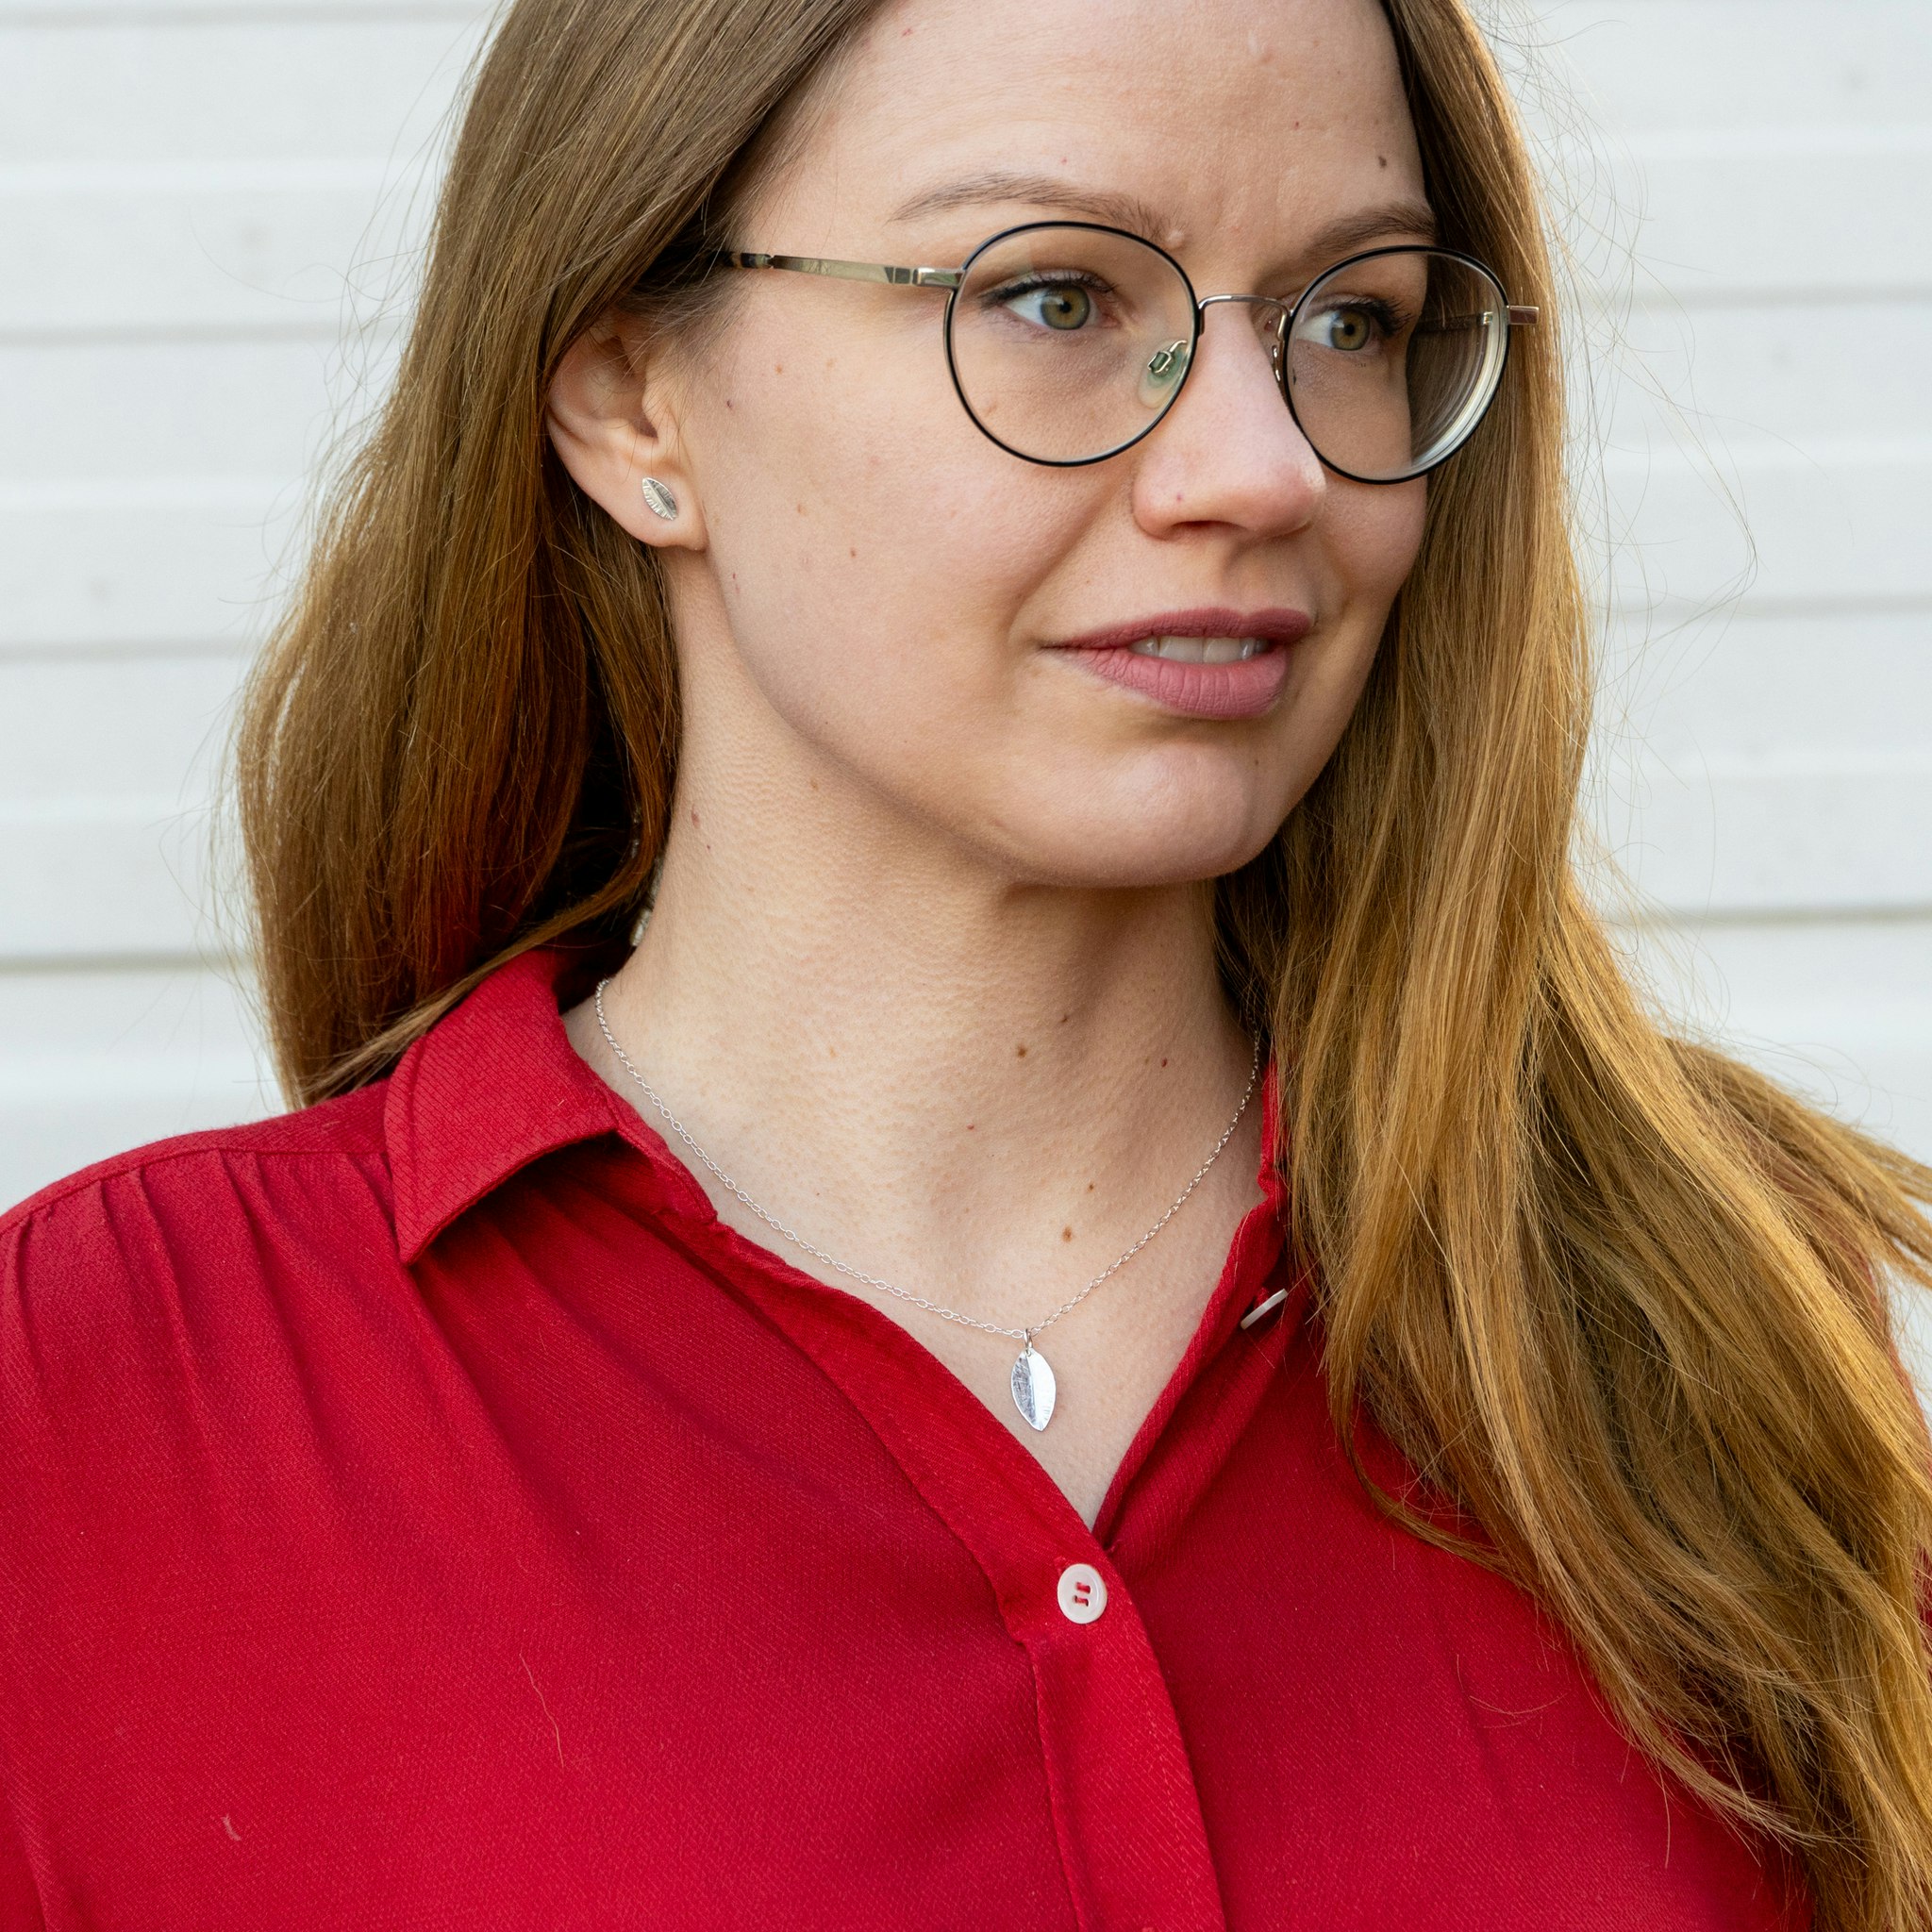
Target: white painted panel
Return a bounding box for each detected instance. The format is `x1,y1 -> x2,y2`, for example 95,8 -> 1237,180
1602,137 -> 1932,304
0,658 -> 247,962
1596,300 -> 1932,454
0,805 -> 225,956
0,961 -> 273,1217
1,3 -> 482,20
0,170 -> 422,339
0,481 -> 293,650
1617,913 -> 1932,1152
1600,608 -> 1932,763
1511,0 -> 1932,132
1590,757 -> 1932,915
1615,910 -> 1932,1373
0,338 -> 388,482
0,1 -> 483,25
0,657 -> 242,800
0,18 -> 486,164
1598,441 -> 1932,614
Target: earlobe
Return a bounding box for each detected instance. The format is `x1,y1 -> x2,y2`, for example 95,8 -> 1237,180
544,318 -> 705,550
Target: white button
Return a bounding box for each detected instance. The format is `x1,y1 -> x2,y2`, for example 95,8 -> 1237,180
1057,1562 -> 1108,1625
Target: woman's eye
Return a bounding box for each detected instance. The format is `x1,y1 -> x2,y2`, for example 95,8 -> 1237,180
1002,281 -> 1097,330
1314,304 -> 1379,351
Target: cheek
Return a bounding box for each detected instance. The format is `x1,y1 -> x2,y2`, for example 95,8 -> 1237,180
1267,479 -> 1427,784
1328,475 -> 1428,608
695,311 -> 1090,724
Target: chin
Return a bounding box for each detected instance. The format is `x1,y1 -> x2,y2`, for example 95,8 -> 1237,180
983,795 -> 1285,892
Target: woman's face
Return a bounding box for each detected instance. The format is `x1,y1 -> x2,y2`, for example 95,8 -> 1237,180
578,0 -> 1431,890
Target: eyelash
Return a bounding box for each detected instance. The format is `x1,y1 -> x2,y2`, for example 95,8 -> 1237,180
981,270 -> 1117,309
1304,295 -> 1407,337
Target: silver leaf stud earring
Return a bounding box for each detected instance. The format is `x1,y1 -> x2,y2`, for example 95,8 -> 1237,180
640,476 -> 678,521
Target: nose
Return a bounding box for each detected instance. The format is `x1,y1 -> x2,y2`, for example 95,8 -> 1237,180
1128,294 -> 1325,541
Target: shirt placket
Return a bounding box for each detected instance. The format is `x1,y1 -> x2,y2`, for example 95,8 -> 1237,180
609,1100 -> 1290,1932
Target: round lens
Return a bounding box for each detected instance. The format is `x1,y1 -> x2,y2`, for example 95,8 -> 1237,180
1285,248 -> 1510,482
946,225 -> 1197,464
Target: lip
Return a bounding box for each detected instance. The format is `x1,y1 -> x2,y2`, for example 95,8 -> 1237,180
1045,606 -> 1310,722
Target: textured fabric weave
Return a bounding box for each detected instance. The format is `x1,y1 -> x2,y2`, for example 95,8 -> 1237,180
0,948 -> 1805,1928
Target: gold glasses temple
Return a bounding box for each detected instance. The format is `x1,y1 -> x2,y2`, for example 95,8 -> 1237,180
724,250 -> 964,290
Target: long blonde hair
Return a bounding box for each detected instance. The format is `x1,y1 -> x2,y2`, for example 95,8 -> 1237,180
235,0 -> 1932,1921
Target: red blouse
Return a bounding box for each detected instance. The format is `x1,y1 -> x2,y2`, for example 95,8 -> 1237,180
0,948 -> 1804,1929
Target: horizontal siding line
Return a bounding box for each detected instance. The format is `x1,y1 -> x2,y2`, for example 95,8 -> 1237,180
1607,904 -> 1932,931
1602,285 -> 1932,313
1580,125 -> 1932,161
0,6 -> 483,25
0,949 -> 241,975
0,796 -> 211,824
0,1066 -> 270,1112
0,637 -> 259,664
0,320 -> 394,350
1607,592 -> 1932,623
1599,434 -> 1932,474
0,475 -> 299,512
1605,751 -> 1932,780
0,158 -> 409,195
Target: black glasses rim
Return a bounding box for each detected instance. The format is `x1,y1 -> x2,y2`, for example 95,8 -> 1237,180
938,218 -> 1515,480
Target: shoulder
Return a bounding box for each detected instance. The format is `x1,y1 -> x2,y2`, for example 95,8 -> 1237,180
0,1083 -> 397,1298
0,1085 -> 411,1503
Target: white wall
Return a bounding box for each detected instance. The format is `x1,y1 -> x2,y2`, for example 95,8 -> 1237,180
1,0 -> 490,1190
3,2 -> 1928,1335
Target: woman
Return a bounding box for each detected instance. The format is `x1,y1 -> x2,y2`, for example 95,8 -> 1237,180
3,0 -> 1928,1924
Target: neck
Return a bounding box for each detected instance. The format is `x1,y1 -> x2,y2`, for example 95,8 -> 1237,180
573,721 -> 1264,1327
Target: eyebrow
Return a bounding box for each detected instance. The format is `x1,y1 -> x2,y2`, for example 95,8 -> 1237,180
889,171 -> 1174,241
887,169 -> 1439,266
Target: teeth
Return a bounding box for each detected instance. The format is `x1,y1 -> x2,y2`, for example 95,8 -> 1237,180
1125,635 -> 1267,663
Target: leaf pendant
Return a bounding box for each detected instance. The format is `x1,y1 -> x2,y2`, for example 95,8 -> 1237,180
1010,1343 -> 1058,1432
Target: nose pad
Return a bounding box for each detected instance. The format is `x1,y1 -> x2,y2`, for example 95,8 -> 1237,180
1250,302 -> 1291,392
1139,338 -> 1192,408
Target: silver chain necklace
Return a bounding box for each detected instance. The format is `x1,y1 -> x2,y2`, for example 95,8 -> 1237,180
593,978 -> 1261,1433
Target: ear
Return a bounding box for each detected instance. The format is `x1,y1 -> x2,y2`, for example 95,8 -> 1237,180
545,312 -> 707,550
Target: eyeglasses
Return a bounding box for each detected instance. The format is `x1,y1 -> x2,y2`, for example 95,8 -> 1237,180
723,220 -> 1537,481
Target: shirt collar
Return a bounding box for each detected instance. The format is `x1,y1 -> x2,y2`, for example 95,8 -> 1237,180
388,944 -> 1288,1264
387,946 -> 623,1263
